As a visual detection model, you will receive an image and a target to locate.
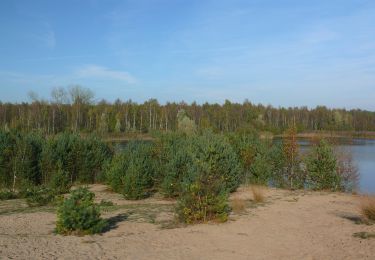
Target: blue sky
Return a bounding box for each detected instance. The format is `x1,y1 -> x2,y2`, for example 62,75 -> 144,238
0,0 -> 375,110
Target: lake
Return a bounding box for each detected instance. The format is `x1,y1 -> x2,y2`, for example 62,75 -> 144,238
342,139 -> 375,194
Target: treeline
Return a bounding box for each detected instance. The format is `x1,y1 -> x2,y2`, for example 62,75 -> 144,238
1,86 -> 374,135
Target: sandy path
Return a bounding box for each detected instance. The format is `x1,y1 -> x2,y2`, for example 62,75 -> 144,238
0,185 -> 374,259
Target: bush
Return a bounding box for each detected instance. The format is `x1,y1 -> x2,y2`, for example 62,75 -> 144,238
227,133 -> 273,185
306,140 -> 340,191
56,187 -> 107,235
78,135 -> 113,183
0,190 -> 18,200
0,131 -> 16,189
176,131 -> 241,223
40,133 -> 112,186
158,134 -> 192,197
190,132 -> 243,192
269,142 -> 305,189
105,153 -> 128,193
176,178 -> 229,224
0,131 -> 44,190
249,153 -> 273,185
13,132 -> 44,187
105,142 -> 155,200
23,185 -> 56,207
49,163 -> 71,195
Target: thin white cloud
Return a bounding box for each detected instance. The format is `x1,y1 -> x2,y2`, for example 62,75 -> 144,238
75,65 -> 137,84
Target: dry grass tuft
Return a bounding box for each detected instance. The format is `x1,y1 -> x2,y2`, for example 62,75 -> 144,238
251,185 -> 266,203
360,195 -> 375,222
231,197 -> 247,214
353,232 -> 375,239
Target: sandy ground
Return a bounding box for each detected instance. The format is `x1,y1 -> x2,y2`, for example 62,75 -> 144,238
0,184 -> 374,260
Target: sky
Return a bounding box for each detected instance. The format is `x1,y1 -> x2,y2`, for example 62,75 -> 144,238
0,0 -> 375,110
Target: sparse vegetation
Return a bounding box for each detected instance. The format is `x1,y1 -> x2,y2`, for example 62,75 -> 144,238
99,199 -> 114,207
231,197 -> 247,214
23,186 -> 56,207
251,185 -> 266,203
353,232 -> 375,239
0,190 -> 18,200
359,195 -> 375,222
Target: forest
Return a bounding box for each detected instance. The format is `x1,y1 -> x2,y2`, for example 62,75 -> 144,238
1,86 -> 375,135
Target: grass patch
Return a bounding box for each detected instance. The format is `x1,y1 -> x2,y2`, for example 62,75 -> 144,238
231,197 -> 247,214
99,199 -> 114,207
353,232 -> 375,239
0,199 -> 55,216
100,202 -> 176,226
360,195 -> 375,222
340,214 -> 373,225
251,185 -> 266,203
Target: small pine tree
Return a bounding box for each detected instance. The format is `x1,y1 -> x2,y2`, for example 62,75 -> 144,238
56,187 -> 107,235
49,162 -> 71,194
282,124 -> 303,189
306,140 -> 340,191
105,142 -> 155,200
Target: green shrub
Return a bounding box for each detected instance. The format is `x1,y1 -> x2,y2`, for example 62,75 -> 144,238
158,135 -> 192,197
306,140 -> 340,191
40,132 -> 80,185
23,185 -> 56,207
78,135 -> 113,183
177,176 -> 229,224
49,163 -> 71,195
227,133 -> 273,185
227,133 -> 258,174
0,190 -> 18,200
40,132 -> 112,186
105,142 -> 155,200
268,142 -> 305,189
0,131 -> 16,189
105,153 -> 128,193
56,187 -> 107,235
13,132 -> 44,186
99,199 -> 114,207
190,132 -> 243,192
249,153 -> 273,185
0,131 -> 44,190
176,131 -> 241,223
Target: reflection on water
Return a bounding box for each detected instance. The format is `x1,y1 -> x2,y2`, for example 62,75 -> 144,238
350,139 -> 375,193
